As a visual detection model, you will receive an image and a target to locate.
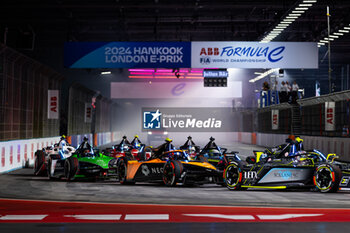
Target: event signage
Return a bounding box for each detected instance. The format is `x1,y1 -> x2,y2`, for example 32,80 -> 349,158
271,109 -> 279,130
142,108 -> 239,132
84,103 -> 92,123
325,102 -> 335,131
191,42 -> 318,69
48,90 -> 59,119
64,42 -> 191,68
203,69 -> 228,78
65,41 -> 318,69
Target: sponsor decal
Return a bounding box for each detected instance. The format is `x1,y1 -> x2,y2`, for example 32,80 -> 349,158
244,171 -> 257,179
141,164 -> 150,176
274,170 -> 298,180
271,109 -> 279,130
151,167 -> 164,174
325,102 -> 335,131
85,103 -> 92,123
48,90 -> 59,119
340,176 -> 350,186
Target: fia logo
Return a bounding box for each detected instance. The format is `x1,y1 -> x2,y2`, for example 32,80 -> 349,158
200,57 -> 211,65
143,109 -> 162,129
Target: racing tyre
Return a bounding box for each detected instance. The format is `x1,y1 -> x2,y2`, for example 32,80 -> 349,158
64,157 -> 79,181
314,163 -> 342,193
224,162 -> 244,190
117,157 -> 135,185
162,160 -> 184,187
34,150 -> 46,176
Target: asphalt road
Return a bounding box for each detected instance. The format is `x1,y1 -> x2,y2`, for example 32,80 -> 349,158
1,142 -> 350,233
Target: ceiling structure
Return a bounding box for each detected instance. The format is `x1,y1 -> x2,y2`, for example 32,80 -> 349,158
0,0 -> 349,96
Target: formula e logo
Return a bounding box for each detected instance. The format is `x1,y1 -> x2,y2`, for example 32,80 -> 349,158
200,57 -> 211,65
143,109 -> 162,129
141,164 -> 150,176
244,171 -> 257,179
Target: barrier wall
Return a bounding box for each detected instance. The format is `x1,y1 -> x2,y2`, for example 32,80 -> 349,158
0,136 -> 60,173
0,131 -> 119,174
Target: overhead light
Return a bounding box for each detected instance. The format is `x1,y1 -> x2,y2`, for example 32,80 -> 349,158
292,10 -> 305,13
286,16 -> 298,19
276,26 -> 287,29
320,40 -> 328,43
344,27 -> 350,30
339,30 -> 349,33
303,0 -> 316,2
284,18 -> 296,22
329,35 -> 339,38
317,42 -> 325,45
299,4 -> 313,7
295,7 -> 309,10
325,37 -> 334,41
289,13 -> 302,16
101,71 -> 111,75
333,32 -> 344,36
249,68 -> 279,83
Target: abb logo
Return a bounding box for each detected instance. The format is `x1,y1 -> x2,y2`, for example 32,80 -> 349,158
50,96 -> 57,113
17,145 -> 21,163
24,144 -> 28,161
10,146 -> 13,165
273,114 -> 278,125
86,107 -> 92,118
200,48 -> 219,56
1,147 -> 5,167
327,108 -> 334,124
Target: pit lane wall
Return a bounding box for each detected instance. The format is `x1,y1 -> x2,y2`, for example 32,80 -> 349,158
0,131 -> 119,174
237,132 -> 350,160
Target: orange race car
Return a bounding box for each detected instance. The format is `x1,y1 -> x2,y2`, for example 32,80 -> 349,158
117,149 -> 219,186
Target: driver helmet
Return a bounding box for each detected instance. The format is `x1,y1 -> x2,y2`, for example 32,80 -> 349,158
83,136 -> 88,142
61,135 -> 66,140
134,135 -> 139,138
208,148 -> 220,155
165,137 -> 172,143
295,137 -> 303,143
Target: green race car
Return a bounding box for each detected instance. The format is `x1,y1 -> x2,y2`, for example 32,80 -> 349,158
47,148 -> 118,180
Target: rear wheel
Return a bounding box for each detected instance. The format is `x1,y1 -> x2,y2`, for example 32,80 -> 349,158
314,163 -> 342,193
64,157 -> 79,181
163,160 -> 183,186
34,150 -> 46,176
117,157 -> 135,185
224,162 -> 243,190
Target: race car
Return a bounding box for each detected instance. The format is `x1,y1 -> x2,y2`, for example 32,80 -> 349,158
117,142 -> 219,186
47,147 -> 117,181
179,136 -> 201,160
198,137 -> 240,171
104,135 -> 152,161
34,137 -> 75,176
224,148 -> 350,193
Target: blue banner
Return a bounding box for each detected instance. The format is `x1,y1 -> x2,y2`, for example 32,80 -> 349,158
64,42 -> 191,68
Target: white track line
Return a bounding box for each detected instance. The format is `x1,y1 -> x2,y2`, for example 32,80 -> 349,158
64,215 -> 122,220
183,214 -> 255,220
0,215 -> 48,220
124,214 -> 169,220
257,214 -> 323,220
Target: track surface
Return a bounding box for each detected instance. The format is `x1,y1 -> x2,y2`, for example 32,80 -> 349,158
1,142 -> 350,232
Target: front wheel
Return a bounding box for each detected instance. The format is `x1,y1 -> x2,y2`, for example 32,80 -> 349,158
64,157 -> 79,181
224,162 -> 243,190
162,160 -> 183,186
314,163 -> 342,193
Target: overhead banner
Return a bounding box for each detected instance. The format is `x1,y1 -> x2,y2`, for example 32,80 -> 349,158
191,42 -> 318,69
64,42 -> 191,68
84,103 -> 92,123
48,90 -> 59,119
325,102 -> 335,131
111,81 -> 242,99
65,41 -> 318,69
271,109 -> 279,130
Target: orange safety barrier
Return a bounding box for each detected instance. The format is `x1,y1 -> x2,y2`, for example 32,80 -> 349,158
93,134 -> 98,147
251,132 -> 256,145
66,136 -> 72,145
